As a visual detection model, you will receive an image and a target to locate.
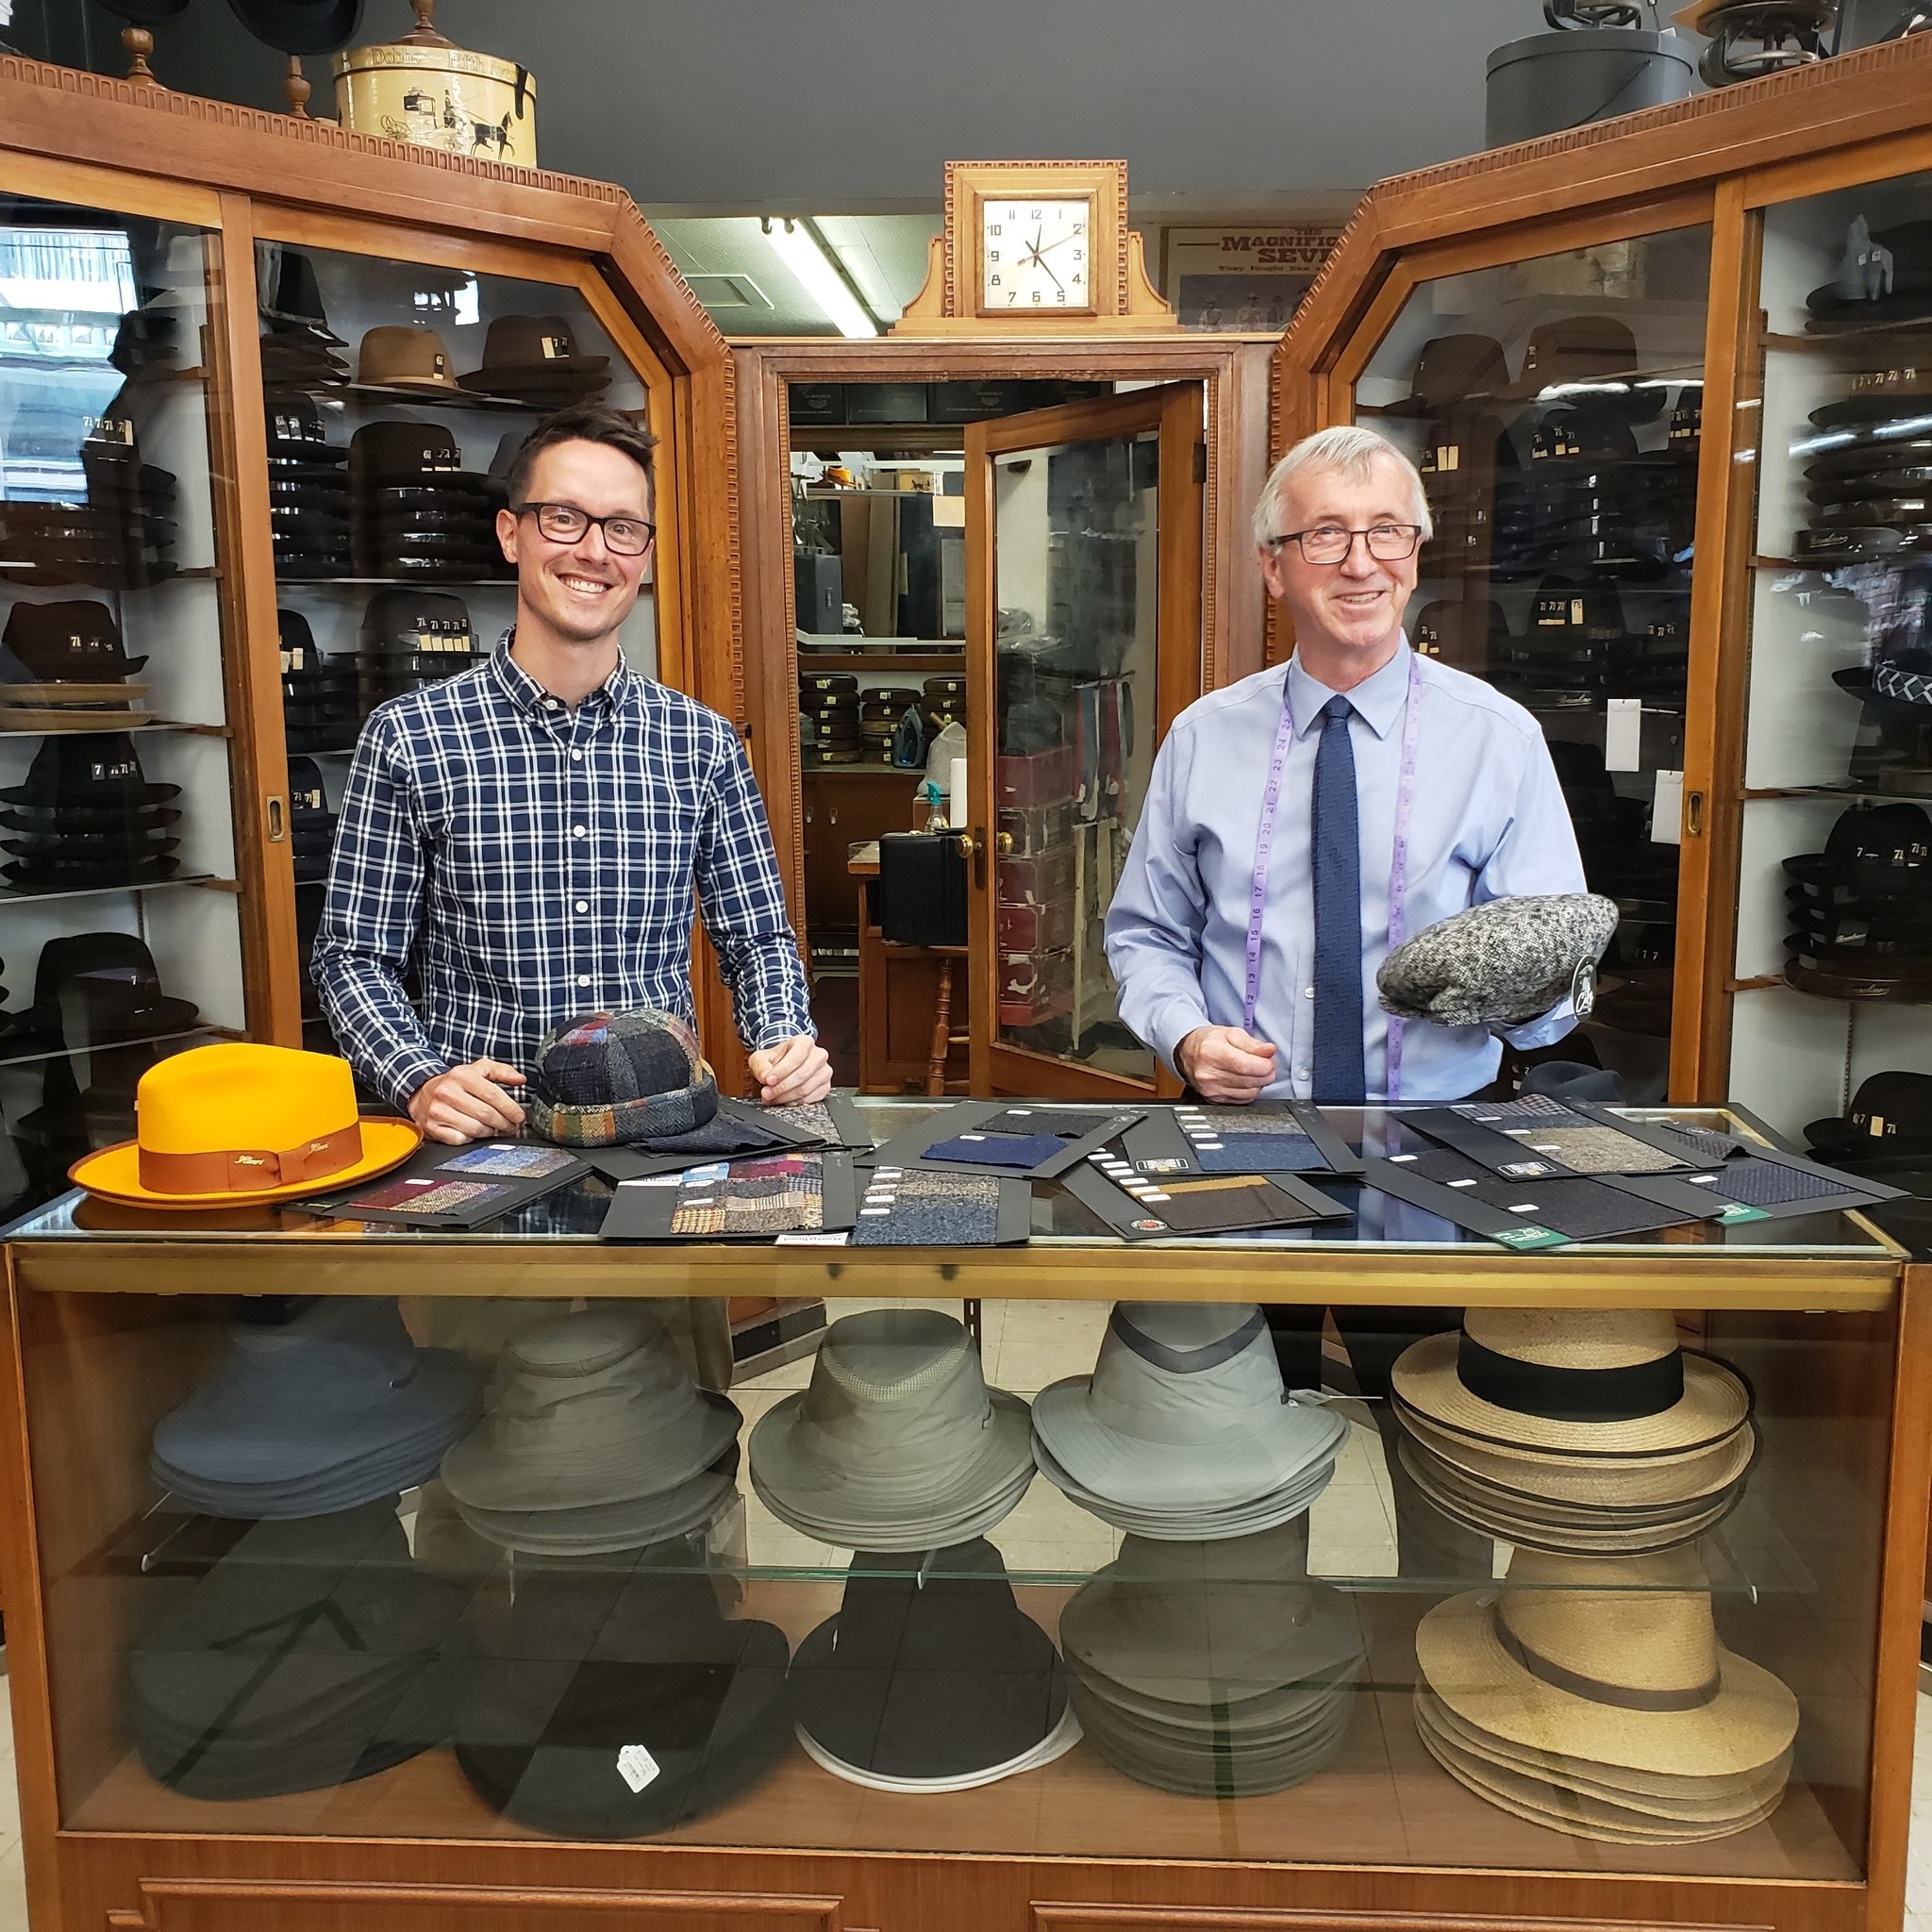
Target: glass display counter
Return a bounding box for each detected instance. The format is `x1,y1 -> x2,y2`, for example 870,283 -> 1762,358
2,1098 -> 1919,1932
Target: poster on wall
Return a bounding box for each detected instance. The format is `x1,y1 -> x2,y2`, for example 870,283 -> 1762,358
1163,225 -> 1346,333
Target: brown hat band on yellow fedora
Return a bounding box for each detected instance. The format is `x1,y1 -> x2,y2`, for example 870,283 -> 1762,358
139,1120 -> 364,1196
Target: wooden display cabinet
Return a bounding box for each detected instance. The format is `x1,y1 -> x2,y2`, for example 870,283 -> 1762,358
1271,35 -> 1932,1136
0,54 -> 749,1133
0,1096 -> 1923,1932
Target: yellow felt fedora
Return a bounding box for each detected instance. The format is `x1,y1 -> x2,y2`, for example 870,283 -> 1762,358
70,1042 -> 421,1208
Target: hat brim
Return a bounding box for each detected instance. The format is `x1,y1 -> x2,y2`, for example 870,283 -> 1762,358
1390,1333 -> 1751,1457
1416,1591 -> 1797,1782
70,1114 -> 422,1208
748,1386 -> 1035,1541
1031,1377 -> 1350,1510
223,0 -> 365,55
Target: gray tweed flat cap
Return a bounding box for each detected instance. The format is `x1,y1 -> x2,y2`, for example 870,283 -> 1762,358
1376,893 -> 1619,1028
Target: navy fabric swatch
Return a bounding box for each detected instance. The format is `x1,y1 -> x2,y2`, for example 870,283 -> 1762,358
922,1133 -> 1065,1170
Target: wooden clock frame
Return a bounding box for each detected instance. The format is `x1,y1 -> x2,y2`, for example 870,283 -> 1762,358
896,158 -> 1177,336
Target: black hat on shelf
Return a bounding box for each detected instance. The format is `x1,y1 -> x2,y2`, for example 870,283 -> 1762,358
1805,216 -> 1932,332
0,732 -> 180,810
1528,575 -> 1628,643
1365,333 -> 1508,419
16,932 -> 201,1047
1806,432 -> 1932,485
258,247 -> 346,341
1807,1071 -> 1932,1164
358,589 -> 477,656
452,1549 -> 791,1838
1529,406 -> 1641,464
1811,367 -> 1932,433
266,395 -> 349,463
1501,314 -> 1667,422
350,422 -> 489,493
1783,801 -> 1932,903
1,601 -> 147,681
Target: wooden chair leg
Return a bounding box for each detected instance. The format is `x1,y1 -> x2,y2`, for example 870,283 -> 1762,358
926,957 -> 955,1099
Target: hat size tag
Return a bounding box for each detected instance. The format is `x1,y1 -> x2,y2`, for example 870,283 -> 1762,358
615,1742 -> 660,1793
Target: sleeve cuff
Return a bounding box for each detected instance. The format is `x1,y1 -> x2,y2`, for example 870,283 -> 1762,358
380,1050 -> 451,1116
1495,999 -> 1579,1051
1144,997 -> 1214,1074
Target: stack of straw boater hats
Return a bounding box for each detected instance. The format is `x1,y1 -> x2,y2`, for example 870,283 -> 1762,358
1031,1304 -> 1347,1540
1389,1308 -> 1757,1556
1414,1545 -> 1798,1842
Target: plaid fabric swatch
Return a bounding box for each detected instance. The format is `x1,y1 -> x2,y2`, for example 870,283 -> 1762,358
1451,1095 -> 1578,1124
850,1169 -> 1001,1246
669,1154 -> 823,1235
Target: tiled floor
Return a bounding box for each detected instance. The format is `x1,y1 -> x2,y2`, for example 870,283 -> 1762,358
2,1296 -> 1930,1928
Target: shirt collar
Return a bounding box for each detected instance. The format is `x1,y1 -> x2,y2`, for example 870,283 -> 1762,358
488,628 -> 638,719
1286,637 -> 1414,741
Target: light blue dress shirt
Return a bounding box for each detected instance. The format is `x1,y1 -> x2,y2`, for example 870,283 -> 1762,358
1104,641 -> 1589,1103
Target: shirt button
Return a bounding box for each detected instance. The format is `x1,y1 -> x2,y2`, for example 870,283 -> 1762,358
572,824 -> 587,838
571,749 -> 584,761
1304,986 -> 1315,999
575,900 -> 590,913
576,974 -> 591,989
1296,1068 -> 1311,1082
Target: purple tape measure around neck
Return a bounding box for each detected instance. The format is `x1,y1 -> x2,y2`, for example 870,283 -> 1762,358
1242,653 -> 1424,1101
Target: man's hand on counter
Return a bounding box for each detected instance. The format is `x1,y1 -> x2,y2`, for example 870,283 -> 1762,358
408,1060 -> 528,1144
1174,1025 -> 1278,1104
748,1034 -> 834,1107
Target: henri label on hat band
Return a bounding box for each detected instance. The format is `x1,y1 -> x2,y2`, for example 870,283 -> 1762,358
1456,1330 -> 1684,1423
1493,1610 -> 1720,1713
139,1122 -> 363,1195
1108,1304 -> 1268,1377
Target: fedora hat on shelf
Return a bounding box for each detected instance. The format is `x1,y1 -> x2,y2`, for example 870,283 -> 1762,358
1811,365 -> 1932,432
356,325 -> 462,395
1363,333 -> 1508,419
1391,1307 -> 1753,1460
788,1538 -> 1077,1793
458,315 -> 611,402
150,1295 -> 479,1518
1030,1303 -> 1345,1536
1414,1544 -> 1798,1841
2,600 -> 147,680
1806,216 -> 1932,332
440,1305 -> 742,1556
1501,314 -> 1667,422
69,1041 -> 421,1208
350,421 -> 489,493
452,1546 -> 791,1839
749,1307 -> 1034,1547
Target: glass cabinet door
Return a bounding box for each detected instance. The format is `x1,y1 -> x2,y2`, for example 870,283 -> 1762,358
0,194 -> 246,1214
246,239 -> 663,1060
968,385 -> 1203,1094
1722,170 -> 1932,1138
1351,229 -> 1713,1101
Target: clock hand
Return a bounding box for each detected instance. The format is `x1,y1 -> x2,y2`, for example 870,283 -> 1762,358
1039,257 -> 1064,293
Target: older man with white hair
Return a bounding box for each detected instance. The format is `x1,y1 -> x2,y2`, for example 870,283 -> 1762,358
1106,423 -> 1586,1107
1104,425 -> 1588,1576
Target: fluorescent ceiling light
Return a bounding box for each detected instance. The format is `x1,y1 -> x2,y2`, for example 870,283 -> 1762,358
762,218 -> 878,339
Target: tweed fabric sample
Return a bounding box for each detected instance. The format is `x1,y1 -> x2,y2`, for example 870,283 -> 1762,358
980,1107 -> 1116,1140
850,1168 -> 1002,1245
1508,1125 -> 1687,1175
669,1155 -> 822,1235
1693,1161 -> 1846,1207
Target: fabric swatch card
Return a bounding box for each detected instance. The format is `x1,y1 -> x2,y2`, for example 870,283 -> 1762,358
582,1097 -> 831,1182
601,1152 -> 857,1241
847,1166 -> 1032,1247
863,1100 -> 1141,1180
1063,1153 -> 1353,1241
1364,1149 -> 1706,1247
304,1141 -> 590,1228
764,1092 -> 876,1152
1610,1152 -> 1907,1224
1123,1102 -> 1363,1177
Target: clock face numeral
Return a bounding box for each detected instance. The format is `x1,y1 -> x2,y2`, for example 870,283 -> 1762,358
981,196 -> 1094,315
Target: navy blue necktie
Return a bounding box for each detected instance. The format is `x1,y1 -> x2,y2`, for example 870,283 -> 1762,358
1311,694 -> 1367,1104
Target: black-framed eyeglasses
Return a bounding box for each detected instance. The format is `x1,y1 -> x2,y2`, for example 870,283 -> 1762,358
513,501 -> 656,557
1268,522 -> 1423,565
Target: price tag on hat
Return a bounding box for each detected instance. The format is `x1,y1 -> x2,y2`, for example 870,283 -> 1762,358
615,1742 -> 660,1793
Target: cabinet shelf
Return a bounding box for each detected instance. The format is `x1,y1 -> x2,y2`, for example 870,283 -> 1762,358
0,1023 -> 232,1070
288,381 -> 558,415
0,874 -> 234,908
797,652 -> 965,672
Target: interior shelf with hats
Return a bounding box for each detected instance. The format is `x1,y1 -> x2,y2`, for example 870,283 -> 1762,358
0,53 -> 745,1217
0,188 -> 250,1222
1271,31 -> 1932,1148
0,1088 -> 1923,1932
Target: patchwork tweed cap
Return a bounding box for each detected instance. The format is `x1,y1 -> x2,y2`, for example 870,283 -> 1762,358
1378,893 -> 1621,1029
526,1008 -> 719,1148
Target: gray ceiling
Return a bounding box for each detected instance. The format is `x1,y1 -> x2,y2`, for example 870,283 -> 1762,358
96,0 -> 1557,210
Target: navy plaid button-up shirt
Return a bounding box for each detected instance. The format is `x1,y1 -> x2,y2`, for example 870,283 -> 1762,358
312,641 -> 813,1110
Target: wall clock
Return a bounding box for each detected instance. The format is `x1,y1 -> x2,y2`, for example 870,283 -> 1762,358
895,159 -> 1176,335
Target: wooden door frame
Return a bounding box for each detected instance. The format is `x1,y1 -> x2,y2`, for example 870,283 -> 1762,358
0,58 -> 746,1079
729,335 -> 1276,940
964,383 -> 1201,1099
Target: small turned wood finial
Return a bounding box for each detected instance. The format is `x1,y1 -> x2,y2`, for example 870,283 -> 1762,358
399,0 -> 456,46
283,54 -> 311,119
121,25 -> 157,84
